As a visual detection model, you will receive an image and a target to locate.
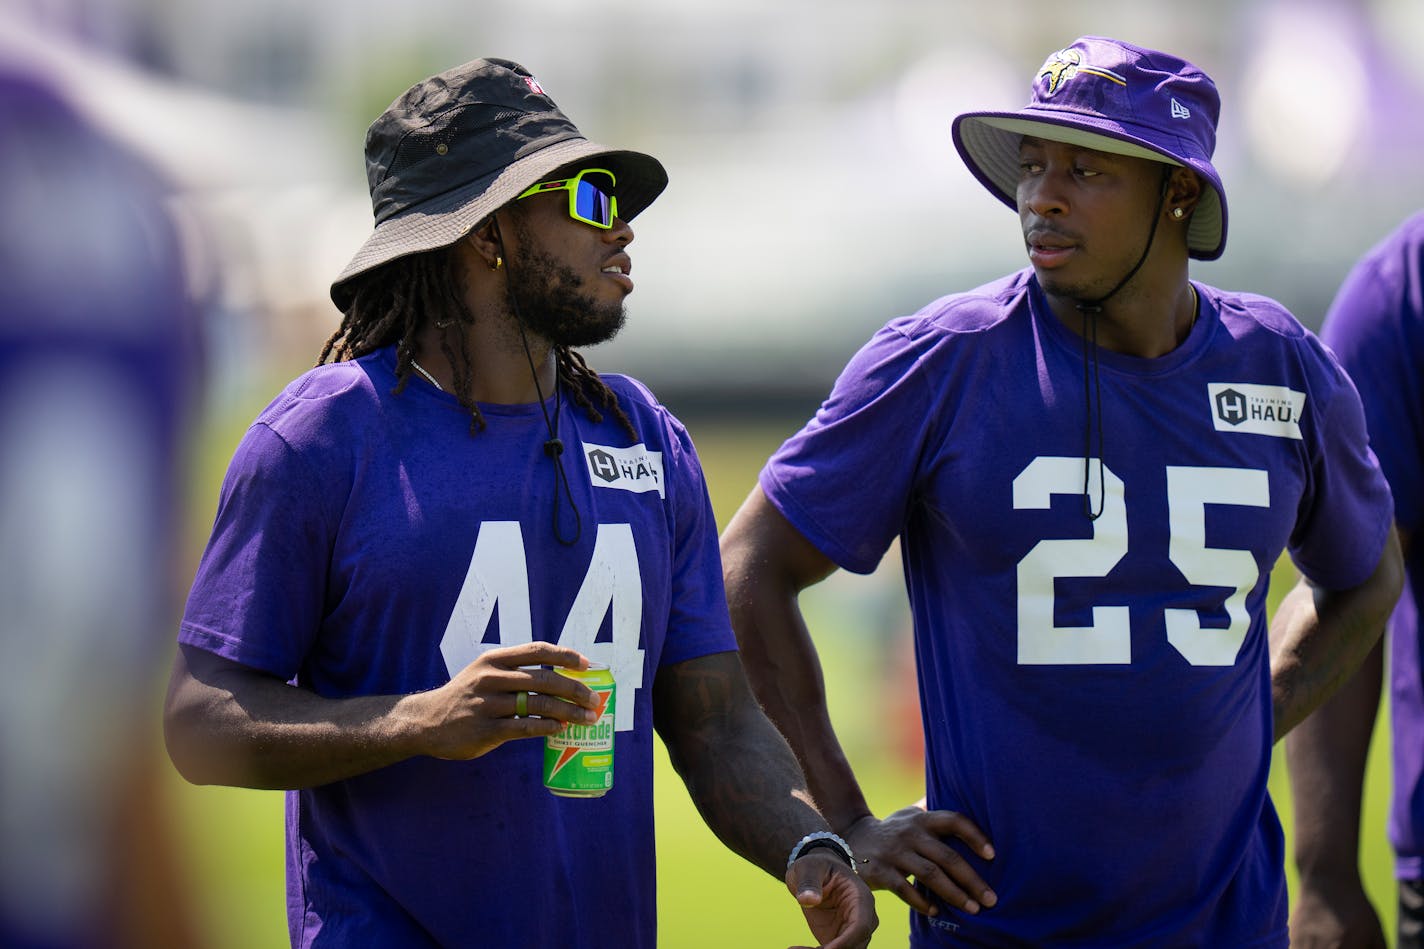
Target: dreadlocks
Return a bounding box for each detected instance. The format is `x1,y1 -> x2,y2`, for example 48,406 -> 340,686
319,246 -> 636,439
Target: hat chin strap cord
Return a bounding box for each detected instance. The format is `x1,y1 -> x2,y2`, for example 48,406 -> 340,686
1071,171 -> 1172,521
496,227 -> 583,547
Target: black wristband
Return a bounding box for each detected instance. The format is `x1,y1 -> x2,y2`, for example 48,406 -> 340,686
799,838 -> 854,866
786,831 -> 856,873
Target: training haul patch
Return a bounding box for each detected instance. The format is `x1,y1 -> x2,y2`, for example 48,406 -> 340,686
583,443 -> 665,498
1207,383 -> 1305,439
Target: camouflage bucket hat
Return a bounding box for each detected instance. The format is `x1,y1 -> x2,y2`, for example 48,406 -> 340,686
331,57 -> 668,309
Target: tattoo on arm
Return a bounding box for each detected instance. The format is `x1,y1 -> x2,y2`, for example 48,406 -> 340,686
654,653 -> 825,878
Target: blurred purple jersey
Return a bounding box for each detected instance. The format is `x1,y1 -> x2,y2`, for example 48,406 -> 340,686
0,68 -> 198,949
1321,211 -> 1424,881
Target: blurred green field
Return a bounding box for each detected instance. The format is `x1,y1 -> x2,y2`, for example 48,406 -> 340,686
162,412 -> 1400,947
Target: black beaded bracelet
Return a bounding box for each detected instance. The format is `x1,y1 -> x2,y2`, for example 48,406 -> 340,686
786,831 -> 857,873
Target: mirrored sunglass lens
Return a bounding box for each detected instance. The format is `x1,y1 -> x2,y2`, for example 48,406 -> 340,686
574,179 -> 613,225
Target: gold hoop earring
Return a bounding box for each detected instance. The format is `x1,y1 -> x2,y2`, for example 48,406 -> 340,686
490,256 -> 503,271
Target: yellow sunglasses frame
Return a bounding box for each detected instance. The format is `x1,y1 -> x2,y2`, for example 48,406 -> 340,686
515,167 -> 618,229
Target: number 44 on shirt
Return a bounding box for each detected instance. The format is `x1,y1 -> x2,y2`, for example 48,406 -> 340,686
437,521 -> 645,731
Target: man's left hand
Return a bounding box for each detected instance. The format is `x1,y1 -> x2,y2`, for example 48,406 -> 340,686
786,852 -> 877,949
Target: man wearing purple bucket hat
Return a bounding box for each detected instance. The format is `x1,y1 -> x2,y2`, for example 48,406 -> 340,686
723,36 -> 1402,945
164,58 -> 875,948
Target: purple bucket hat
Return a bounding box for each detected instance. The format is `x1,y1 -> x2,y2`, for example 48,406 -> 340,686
952,36 -> 1227,260
331,58 -> 668,309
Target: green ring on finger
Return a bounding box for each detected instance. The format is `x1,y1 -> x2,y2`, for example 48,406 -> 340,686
515,691 -> 529,718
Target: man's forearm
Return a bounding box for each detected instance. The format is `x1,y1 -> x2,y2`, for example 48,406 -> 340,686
728,597 -> 874,833
1270,529 -> 1402,741
166,640 -> 597,790
654,652 -> 845,879
720,492 -> 876,833
164,647 -> 427,789
1285,639 -> 1382,879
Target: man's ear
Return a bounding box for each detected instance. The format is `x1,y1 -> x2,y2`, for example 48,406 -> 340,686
465,214 -> 505,270
1167,168 -> 1204,216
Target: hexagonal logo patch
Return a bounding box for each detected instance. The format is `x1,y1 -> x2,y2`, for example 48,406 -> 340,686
1207,383 -> 1305,439
582,442 -> 665,498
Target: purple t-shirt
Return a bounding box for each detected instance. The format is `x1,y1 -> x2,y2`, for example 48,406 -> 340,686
763,270 -> 1392,947
180,346 -> 736,948
1321,210 -> 1424,879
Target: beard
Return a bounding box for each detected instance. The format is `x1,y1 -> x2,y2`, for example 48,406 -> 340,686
1035,271 -> 1112,304
504,237 -> 627,349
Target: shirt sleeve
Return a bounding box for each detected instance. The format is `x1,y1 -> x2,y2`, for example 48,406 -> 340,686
1287,334 -> 1397,589
178,421 -> 337,679
659,417 -> 739,667
1321,236 -> 1424,536
761,318 -> 943,574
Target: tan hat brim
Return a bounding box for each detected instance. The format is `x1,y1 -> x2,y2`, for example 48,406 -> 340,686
330,138 -> 667,310
953,112 -> 1225,261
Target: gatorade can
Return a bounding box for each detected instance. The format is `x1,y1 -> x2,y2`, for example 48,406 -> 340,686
543,663 -> 615,798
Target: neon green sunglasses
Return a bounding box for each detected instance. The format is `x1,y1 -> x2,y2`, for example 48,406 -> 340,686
516,167 -> 618,229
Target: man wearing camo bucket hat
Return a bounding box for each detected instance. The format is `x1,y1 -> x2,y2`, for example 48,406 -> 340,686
722,36 -> 1402,946
165,58 -> 875,948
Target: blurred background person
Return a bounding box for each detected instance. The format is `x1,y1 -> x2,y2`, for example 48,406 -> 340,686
1286,210 -> 1424,949
0,63 -> 207,949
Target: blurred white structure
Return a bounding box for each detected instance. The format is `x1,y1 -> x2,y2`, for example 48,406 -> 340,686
2,0 -> 1422,401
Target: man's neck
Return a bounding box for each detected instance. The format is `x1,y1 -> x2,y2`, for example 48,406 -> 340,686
414,320 -> 559,405
1045,280 -> 1196,359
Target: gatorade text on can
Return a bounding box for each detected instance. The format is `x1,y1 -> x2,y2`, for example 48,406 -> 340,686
543,663 -> 615,798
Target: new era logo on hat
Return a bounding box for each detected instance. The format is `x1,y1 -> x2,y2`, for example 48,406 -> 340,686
950,35 -> 1228,261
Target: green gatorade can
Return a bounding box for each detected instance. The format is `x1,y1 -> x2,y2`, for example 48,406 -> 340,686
543,663 -> 615,798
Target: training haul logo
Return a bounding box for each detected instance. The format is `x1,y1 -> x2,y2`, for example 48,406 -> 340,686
1208,383 -> 1305,440
583,443 -> 665,499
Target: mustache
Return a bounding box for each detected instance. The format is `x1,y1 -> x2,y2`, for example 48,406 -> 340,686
1024,222 -> 1082,245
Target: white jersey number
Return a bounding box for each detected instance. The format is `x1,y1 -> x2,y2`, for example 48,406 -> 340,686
439,521 -> 645,731
1013,458 -> 1269,667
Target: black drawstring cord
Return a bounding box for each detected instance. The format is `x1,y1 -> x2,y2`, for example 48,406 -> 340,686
516,314 -> 582,548
535,380 -> 581,547
1070,169 -> 1174,521
1079,306 -> 1106,520
497,221 -> 583,547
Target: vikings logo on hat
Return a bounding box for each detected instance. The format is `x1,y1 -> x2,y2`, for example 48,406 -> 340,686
1037,48 -> 1128,96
